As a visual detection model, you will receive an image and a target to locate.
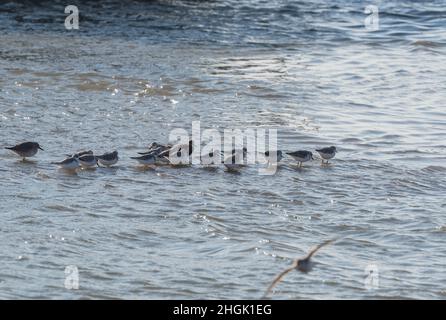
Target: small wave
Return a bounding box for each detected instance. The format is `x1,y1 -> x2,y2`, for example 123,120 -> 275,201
44,204 -> 77,213
411,40 -> 443,48
421,165 -> 446,173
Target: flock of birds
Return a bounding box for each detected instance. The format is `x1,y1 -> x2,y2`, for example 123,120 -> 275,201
4,140 -> 339,297
4,141 -> 338,171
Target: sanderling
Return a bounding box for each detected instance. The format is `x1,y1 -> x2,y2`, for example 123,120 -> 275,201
155,140 -> 194,164
171,139 -> 194,156
264,239 -> 336,297
201,150 -> 221,165
78,154 -> 97,168
221,147 -> 248,157
223,154 -> 244,172
67,150 -> 93,158
51,157 -> 79,170
147,142 -> 164,149
264,150 -> 283,163
96,151 -> 119,167
138,143 -> 171,155
5,142 -> 43,160
286,150 -> 313,167
316,146 -> 337,164
131,153 -> 156,166
139,147 -> 167,156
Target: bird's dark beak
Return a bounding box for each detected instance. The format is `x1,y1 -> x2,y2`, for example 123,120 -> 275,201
38,146 -> 44,151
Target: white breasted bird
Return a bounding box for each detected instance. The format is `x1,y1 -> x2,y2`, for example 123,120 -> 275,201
316,146 -> 337,164
78,154 -> 97,168
51,157 -> 79,170
96,151 -> 119,167
131,153 -> 156,166
67,150 -> 93,158
285,150 -> 313,167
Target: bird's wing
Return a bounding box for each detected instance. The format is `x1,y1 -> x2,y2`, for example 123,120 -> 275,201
158,149 -> 170,158
98,153 -> 114,160
264,260 -> 298,297
287,151 -> 307,157
305,239 -> 336,260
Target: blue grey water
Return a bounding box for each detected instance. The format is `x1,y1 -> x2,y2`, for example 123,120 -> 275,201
0,0 -> 445,299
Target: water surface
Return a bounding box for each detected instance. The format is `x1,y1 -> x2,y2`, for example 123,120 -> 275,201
0,0 -> 445,299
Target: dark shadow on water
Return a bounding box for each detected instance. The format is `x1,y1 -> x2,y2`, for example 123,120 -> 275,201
200,165 -> 219,172
57,168 -> 79,177
15,159 -> 38,165
287,164 -> 312,171
169,164 -> 192,169
320,162 -> 335,169
134,165 -> 156,172
97,166 -> 120,174
224,169 -> 241,174
79,167 -> 97,171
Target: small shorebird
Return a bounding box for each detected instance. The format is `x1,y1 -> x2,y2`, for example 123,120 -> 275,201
96,151 -> 119,167
67,150 -> 93,158
51,157 -> 79,170
78,154 -> 97,168
5,142 -> 43,160
131,153 -> 156,166
170,139 -> 194,156
147,142 -> 164,150
286,150 -> 313,167
138,142 -> 171,155
155,140 -> 194,164
201,150 -> 221,165
264,150 -> 283,164
316,146 -> 337,164
138,147 -> 169,164
223,154 -> 244,172
264,239 -> 336,297
221,147 -> 248,158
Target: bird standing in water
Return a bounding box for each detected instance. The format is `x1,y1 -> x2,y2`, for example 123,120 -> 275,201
285,150 -> 313,167
316,146 -> 337,164
5,142 -> 43,160
78,154 -> 97,168
51,157 -> 80,170
96,151 -> 119,167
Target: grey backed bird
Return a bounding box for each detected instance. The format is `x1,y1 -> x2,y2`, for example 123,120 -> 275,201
96,151 -> 119,167
316,146 -> 337,164
5,142 -> 43,160
286,150 -> 313,167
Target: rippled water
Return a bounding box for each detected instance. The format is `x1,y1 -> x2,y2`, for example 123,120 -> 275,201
0,0 -> 445,299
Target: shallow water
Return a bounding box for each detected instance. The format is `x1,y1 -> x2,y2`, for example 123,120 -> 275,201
0,0 -> 445,299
